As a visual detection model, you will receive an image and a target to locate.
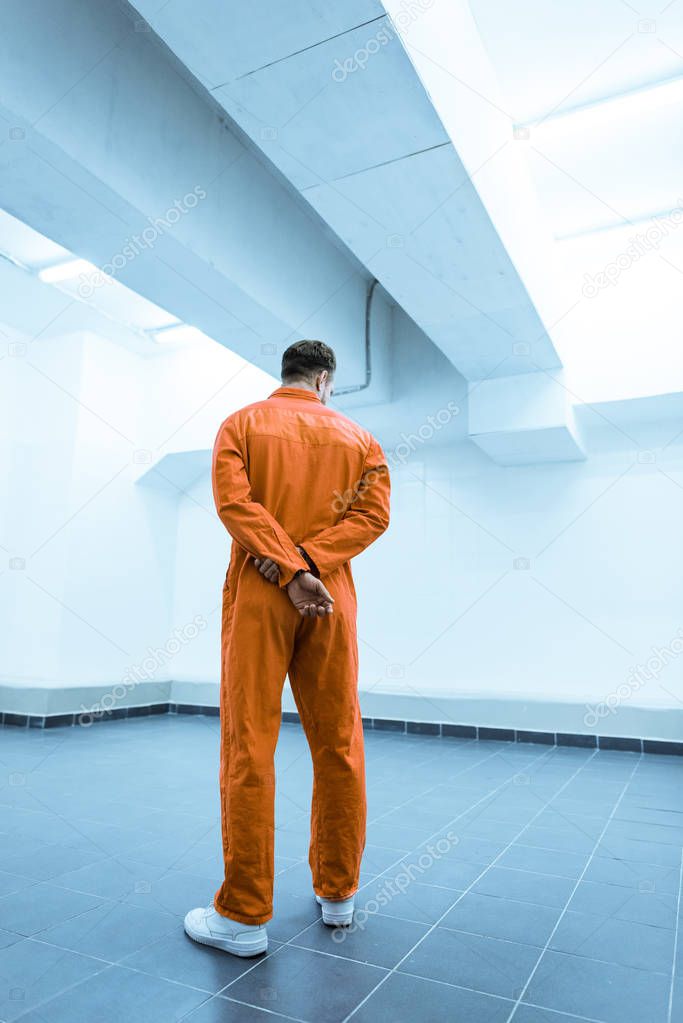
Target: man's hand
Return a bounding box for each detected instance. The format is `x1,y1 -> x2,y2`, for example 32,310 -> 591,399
286,572 -> 334,617
253,558 -> 333,616
254,557 -> 280,584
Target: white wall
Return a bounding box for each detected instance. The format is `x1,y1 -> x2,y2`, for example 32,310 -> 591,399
0,317 -> 272,712
0,327 -> 172,688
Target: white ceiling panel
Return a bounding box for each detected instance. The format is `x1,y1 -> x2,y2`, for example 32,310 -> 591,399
135,0 -> 385,87
214,18 -> 449,183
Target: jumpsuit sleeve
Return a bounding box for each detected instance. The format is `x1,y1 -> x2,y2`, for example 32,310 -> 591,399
300,435 -> 390,579
212,416 -> 309,588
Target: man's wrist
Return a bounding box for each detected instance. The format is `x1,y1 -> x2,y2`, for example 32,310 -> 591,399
296,545 -> 320,578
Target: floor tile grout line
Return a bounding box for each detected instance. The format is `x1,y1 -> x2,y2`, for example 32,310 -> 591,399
667,844 -> 683,1022
384,964 -> 607,1023
298,885 -> 676,937
286,938 -> 520,999
503,752 -> 644,1023
366,744 -> 518,828
348,746 -> 565,925
3,957 -> 114,1023
286,927 -> 667,983
341,746 -> 602,1023
25,861 -> 216,970
509,837 -> 683,869
213,928 -> 339,999
284,933 -> 609,1023
510,1003 -> 606,1023
1,793 -> 226,914
363,738 -> 493,788
360,744 -> 591,892
473,770 -> 660,840
5,908 -> 125,1014
276,734 -> 485,834
28,930 -> 172,970
434,927 -> 673,973
218,993 -> 308,1022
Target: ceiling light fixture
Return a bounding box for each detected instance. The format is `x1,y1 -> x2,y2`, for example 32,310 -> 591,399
520,74 -> 683,136
150,323 -> 207,345
37,257 -> 101,284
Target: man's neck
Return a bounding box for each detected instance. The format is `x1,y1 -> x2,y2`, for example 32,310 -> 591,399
281,380 -> 318,396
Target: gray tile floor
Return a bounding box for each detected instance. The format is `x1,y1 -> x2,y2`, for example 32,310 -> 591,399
0,715 -> 681,1023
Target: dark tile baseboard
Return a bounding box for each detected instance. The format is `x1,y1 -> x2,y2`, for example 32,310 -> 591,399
2,705 -> 681,755
0,703 -> 206,729
287,712 -> 682,754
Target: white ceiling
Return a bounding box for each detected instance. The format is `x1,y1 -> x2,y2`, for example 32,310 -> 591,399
469,0 -> 683,122
470,0 -> 683,234
467,0 -> 683,400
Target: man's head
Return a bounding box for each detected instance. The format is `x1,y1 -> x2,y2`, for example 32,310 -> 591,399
281,339 -> 336,405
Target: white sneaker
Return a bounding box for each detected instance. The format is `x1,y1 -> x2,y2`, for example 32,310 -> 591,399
315,894 -> 355,926
184,904 -> 268,956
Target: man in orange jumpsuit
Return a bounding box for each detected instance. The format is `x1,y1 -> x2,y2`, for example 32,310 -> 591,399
185,340 -> 390,956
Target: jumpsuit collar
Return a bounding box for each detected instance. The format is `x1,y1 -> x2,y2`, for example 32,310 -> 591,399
269,386 -> 322,403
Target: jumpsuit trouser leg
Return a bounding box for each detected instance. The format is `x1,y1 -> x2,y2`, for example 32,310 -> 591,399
288,569 -> 366,902
214,565 -> 366,923
214,570 -> 297,925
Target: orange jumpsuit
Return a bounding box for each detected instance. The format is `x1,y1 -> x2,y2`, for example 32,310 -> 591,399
211,385 -> 390,925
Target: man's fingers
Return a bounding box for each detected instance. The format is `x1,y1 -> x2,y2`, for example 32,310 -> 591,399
298,600 -> 334,617
254,557 -> 280,584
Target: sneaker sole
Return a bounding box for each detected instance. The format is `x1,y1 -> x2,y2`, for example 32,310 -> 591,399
315,895 -> 354,927
183,921 -> 268,957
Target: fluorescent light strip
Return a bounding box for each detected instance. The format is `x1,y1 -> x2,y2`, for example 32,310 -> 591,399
150,323 -> 206,345
556,201 -> 683,241
37,257 -> 101,284
519,74 -> 683,135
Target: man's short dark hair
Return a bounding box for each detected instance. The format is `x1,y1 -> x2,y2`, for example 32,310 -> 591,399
281,340 -> 336,382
